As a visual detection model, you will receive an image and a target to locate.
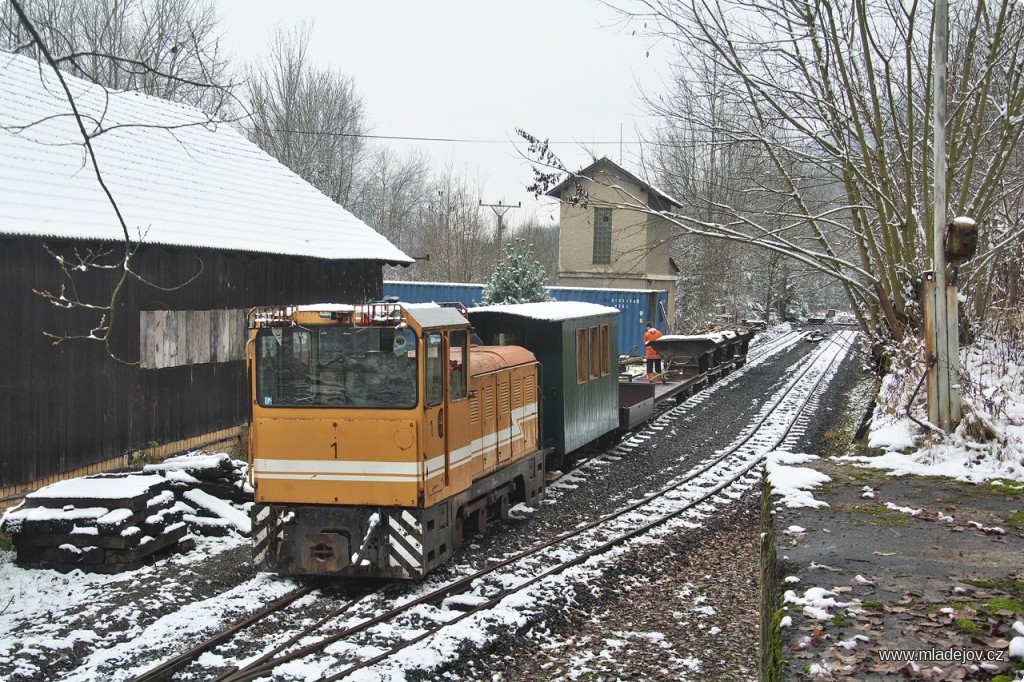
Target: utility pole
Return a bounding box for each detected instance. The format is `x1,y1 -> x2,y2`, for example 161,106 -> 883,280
925,0 -> 960,432
479,200 -> 521,249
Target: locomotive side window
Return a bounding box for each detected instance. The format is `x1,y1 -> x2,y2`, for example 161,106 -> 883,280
576,328 -> 588,384
449,330 -> 467,401
589,326 -> 600,379
425,332 -> 444,406
255,326 -> 417,409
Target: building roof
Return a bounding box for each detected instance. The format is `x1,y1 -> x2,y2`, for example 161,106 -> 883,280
0,52 -> 413,265
543,157 -> 681,209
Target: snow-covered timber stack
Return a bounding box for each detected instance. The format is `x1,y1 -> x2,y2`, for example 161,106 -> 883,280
0,475 -> 192,574
0,453 -> 253,573
145,453 -> 253,536
144,452 -> 254,504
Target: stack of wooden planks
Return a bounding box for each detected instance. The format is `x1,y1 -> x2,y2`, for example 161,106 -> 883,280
1,452 -> 253,573
145,452 -> 253,537
1,474 -> 192,574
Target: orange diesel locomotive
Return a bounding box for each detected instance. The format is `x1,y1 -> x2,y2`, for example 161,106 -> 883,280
247,301 -> 547,579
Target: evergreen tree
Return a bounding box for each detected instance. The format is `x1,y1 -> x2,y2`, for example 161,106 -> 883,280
482,238 -> 553,305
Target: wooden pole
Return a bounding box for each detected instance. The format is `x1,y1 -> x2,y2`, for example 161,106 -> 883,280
929,0 -> 955,432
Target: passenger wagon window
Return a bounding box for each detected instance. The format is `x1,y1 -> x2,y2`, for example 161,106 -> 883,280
576,329 -> 588,384
600,324 -> 610,376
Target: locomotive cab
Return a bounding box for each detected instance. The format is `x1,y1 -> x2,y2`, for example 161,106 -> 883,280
247,302 -> 547,579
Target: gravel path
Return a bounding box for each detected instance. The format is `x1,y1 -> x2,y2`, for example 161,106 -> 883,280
449,492 -> 763,681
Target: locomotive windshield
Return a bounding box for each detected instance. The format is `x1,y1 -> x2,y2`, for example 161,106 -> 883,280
255,326 -> 418,409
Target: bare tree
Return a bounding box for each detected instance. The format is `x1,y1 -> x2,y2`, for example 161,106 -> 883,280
566,0 -> 1024,341
411,167 -> 492,283
3,0 -> 227,358
244,23 -> 369,207
353,147 -> 432,258
510,216 -> 560,286
1,0 -> 232,115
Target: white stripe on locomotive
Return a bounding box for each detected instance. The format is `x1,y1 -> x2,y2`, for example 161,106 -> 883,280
254,403 -> 538,484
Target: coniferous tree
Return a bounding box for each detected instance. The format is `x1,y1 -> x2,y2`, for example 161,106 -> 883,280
482,238 -> 553,305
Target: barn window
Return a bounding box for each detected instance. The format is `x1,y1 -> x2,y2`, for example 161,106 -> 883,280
600,324 -> 610,376
593,207 -> 612,264
576,328 -> 588,384
589,326 -> 600,379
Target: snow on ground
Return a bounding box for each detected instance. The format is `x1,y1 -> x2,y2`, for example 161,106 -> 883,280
0,532 -> 249,679
765,452 -> 831,509
0,452 -> 258,680
0,327 -> 841,681
847,334 -> 1024,483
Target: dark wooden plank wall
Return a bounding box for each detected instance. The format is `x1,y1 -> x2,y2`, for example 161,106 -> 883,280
0,236 -> 385,487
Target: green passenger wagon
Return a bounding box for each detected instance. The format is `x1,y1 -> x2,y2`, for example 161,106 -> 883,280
468,302 -> 620,469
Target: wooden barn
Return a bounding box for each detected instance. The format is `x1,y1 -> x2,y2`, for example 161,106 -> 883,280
0,52 -> 412,510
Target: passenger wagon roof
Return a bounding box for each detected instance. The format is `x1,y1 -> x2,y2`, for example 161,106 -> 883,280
469,301 -> 619,321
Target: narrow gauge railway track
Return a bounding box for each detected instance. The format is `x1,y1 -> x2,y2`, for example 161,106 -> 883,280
129,578 -> 383,682
126,327 -> 805,682
186,331 -> 855,682
746,328 -> 802,363
123,325 -> 802,679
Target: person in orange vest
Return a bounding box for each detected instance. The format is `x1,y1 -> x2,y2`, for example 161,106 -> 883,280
644,321 -> 663,383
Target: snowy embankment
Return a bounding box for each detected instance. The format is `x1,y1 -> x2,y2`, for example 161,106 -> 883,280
845,334 -> 1024,483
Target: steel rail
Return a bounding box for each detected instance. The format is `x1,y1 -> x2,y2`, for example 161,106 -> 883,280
223,333 -> 854,682
130,578 -> 330,682
315,332 -> 856,682
211,590 -> 376,682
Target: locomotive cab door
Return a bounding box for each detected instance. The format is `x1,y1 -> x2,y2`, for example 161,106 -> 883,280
423,331 -> 449,495
423,329 -> 471,497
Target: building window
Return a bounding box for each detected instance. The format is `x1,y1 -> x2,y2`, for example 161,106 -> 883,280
140,309 -> 246,369
593,207 -> 612,264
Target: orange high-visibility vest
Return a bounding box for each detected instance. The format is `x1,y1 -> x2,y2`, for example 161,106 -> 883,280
644,328 -> 662,359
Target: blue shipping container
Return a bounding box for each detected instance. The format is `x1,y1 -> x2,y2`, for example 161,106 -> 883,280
382,281 -> 668,357
384,281 -> 485,308
549,287 -> 667,357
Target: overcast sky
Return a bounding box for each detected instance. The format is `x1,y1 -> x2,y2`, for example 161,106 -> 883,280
214,0 -> 673,225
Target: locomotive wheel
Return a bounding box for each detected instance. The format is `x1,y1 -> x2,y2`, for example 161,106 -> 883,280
475,508 -> 488,535
454,516 -> 464,550
496,493 -> 510,522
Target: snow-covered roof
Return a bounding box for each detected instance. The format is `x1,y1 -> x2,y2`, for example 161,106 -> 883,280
544,157 -> 682,210
469,301 -> 619,322
0,52 -> 413,264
